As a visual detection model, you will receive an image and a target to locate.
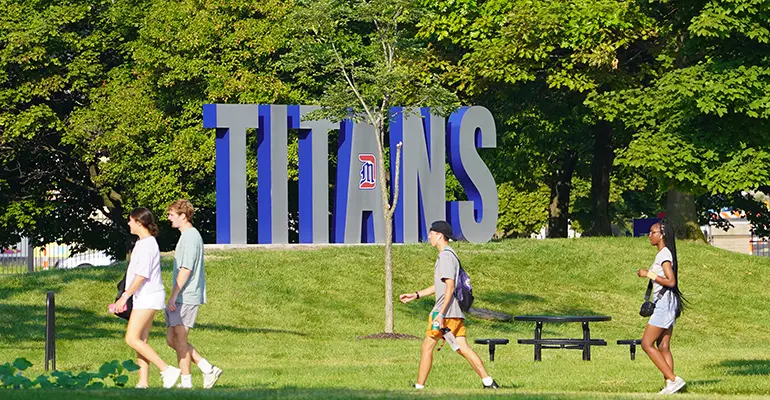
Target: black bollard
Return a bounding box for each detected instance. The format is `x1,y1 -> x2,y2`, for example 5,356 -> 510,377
45,291 -> 56,371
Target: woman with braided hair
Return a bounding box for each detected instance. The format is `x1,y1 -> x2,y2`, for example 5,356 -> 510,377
636,220 -> 686,394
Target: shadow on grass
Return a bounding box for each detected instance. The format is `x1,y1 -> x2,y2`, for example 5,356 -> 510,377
0,266 -> 123,301
0,303 -> 308,344
190,323 -> 308,337
0,304 -> 124,342
402,291 -> 546,319
688,379 -> 721,387
400,292 -> 606,337
481,291 -> 546,307
0,386 -> 584,400
719,359 -> 770,376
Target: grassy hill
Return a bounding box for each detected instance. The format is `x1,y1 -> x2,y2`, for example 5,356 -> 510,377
2,237 -> 770,399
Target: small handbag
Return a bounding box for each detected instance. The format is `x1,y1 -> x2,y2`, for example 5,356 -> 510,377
639,280 -> 666,317
114,273 -> 134,321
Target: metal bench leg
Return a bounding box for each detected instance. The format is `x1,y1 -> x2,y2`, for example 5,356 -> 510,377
534,322 -> 542,361
582,321 -> 591,361
488,344 -> 496,362
630,343 -> 636,361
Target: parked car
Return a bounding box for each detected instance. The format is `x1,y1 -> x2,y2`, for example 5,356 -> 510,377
55,250 -> 116,269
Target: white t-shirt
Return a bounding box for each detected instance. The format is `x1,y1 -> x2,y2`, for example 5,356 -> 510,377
126,236 -> 165,301
649,247 -> 673,295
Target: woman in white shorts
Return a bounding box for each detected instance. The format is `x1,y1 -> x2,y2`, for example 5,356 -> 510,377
113,208 -> 181,388
636,221 -> 686,394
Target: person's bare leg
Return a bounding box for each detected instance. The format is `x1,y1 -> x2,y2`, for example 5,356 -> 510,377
657,327 -> 675,379
136,325 -> 151,387
416,336 -> 439,386
125,309 -> 169,371
189,344 -> 203,365
641,324 -> 675,381
166,326 -> 176,353
455,336 -> 490,378
172,325 -> 192,375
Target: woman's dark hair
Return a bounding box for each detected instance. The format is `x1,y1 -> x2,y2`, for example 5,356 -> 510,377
130,207 -> 159,237
661,219 -> 686,317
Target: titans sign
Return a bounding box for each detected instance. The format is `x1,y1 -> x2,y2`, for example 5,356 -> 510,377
203,105 -> 498,244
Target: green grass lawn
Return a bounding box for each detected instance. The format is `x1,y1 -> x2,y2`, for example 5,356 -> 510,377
2,237 -> 770,399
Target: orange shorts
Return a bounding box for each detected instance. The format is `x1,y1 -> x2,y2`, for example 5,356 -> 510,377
425,314 -> 466,339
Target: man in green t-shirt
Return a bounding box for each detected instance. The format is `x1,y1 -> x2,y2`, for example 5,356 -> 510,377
165,199 -> 222,389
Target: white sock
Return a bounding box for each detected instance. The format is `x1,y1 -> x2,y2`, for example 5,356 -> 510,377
482,376 -> 494,386
197,359 -> 213,374
414,383 -> 425,389
181,374 -> 192,388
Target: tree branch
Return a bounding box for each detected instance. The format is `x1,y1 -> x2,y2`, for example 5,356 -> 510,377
330,41 -> 376,126
386,141 -> 403,219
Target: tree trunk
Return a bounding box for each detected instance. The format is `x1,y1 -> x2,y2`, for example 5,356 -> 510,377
586,122 -> 613,236
384,214 -> 394,333
377,124 -> 395,334
666,188 -> 706,241
548,149 -> 578,238
91,164 -> 129,260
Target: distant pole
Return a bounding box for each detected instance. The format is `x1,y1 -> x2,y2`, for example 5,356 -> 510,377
45,291 -> 56,371
27,241 -> 34,273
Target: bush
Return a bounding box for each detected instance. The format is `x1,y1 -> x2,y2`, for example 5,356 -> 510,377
496,182 -> 550,238
0,358 -> 139,389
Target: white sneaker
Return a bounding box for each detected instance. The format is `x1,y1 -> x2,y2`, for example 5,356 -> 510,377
659,376 -> 686,395
161,366 -> 181,389
668,376 -> 686,394
176,383 -> 193,389
135,384 -> 148,389
659,383 -> 671,395
202,366 -> 223,389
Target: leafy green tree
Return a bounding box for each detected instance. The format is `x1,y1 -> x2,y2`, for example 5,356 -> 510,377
0,0 -> 151,256
284,0 -> 458,334
2,0 -> 301,255
588,0 -> 770,239
67,0 -> 297,249
419,0 -> 657,237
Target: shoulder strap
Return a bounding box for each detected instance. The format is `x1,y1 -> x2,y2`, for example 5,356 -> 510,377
443,249 -> 461,282
644,280 -> 653,301
644,279 -> 668,303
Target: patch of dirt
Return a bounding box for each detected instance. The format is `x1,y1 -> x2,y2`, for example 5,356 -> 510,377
357,332 -> 420,340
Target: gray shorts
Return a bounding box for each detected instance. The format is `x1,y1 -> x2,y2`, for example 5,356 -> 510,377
165,303 -> 199,328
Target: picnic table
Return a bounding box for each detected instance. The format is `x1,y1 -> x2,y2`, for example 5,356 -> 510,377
514,315 -> 611,361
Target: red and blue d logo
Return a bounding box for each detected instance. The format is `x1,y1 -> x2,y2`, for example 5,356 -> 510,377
358,154 -> 376,190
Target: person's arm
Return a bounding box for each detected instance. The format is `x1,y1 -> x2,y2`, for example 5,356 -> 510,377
114,275 -> 145,312
114,244 -> 151,312
435,278 -> 455,328
398,285 -> 435,304
637,261 -> 676,288
167,267 -> 192,311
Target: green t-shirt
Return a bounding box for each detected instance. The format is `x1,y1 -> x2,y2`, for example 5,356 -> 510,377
173,227 -> 206,305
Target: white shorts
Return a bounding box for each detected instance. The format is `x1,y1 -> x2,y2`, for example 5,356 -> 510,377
132,290 -> 166,310
648,291 -> 677,329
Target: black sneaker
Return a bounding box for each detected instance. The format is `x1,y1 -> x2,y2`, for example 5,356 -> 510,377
483,380 -> 500,389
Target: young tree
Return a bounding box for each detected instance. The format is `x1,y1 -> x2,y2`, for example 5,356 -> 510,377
284,0 -> 458,334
